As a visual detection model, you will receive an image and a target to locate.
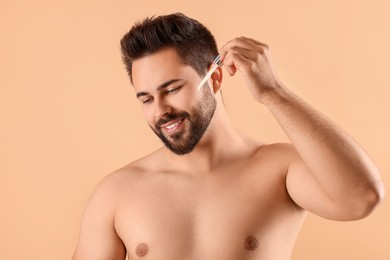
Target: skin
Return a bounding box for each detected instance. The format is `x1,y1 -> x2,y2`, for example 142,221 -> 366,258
72,37 -> 385,260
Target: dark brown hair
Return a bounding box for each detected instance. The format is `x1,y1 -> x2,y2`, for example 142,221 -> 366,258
120,13 -> 218,83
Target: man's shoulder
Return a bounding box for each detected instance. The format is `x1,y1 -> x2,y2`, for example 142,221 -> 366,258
101,160 -> 149,186
100,148 -> 166,186
87,161 -> 150,205
248,142 -> 300,170
253,142 -> 297,158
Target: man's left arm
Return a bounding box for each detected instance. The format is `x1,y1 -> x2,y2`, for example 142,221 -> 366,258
219,37 -> 385,220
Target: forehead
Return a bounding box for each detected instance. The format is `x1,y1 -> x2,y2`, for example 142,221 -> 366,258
132,48 -> 195,91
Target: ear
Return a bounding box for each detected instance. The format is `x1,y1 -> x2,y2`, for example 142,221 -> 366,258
209,66 -> 223,94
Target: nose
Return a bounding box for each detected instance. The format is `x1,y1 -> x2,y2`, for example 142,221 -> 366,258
154,98 -> 172,120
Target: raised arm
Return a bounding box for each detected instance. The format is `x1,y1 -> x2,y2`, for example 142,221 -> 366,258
219,37 -> 385,220
72,175 -> 126,260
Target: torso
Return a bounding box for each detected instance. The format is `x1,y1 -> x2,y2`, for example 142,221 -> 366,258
112,143 -> 306,260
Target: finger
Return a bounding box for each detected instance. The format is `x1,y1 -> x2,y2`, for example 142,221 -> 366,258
224,46 -> 259,62
223,51 -> 252,76
239,36 -> 269,48
219,37 -> 266,62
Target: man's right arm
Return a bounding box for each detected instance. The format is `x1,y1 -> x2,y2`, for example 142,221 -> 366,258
72,175 -> 127,260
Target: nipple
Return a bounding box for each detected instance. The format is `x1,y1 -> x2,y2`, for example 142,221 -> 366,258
135,243 -> 149,257
244,235 -> 259,251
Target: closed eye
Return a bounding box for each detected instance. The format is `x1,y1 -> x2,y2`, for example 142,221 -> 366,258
141,97 -> 153,104
166,86 -> 182,94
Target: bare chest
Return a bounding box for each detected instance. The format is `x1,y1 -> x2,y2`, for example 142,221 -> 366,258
115,166 -> 304,260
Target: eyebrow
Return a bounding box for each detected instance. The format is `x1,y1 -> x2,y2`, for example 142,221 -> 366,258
136,79 -> 183,98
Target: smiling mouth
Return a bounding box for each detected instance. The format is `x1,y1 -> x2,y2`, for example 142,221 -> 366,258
160,118 -> 185,133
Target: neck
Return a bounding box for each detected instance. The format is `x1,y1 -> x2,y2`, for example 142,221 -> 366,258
162,101 -> 258,174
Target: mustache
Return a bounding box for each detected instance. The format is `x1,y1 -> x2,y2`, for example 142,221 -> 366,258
156,112 -> 190,128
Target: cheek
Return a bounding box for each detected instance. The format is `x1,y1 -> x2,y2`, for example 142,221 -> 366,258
173,88 -> 198,109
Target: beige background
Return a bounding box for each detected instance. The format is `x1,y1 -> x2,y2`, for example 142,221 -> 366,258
1,0 -> 389,259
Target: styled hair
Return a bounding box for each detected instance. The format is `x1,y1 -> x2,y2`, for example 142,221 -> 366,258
120,13 -> 218,83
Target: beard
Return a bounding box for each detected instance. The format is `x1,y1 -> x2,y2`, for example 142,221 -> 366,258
149,87 -> 216,155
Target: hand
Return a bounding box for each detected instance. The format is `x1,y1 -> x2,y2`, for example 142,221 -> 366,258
219,37 -> 283,103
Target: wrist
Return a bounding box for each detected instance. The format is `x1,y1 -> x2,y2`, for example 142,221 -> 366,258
259,83 -> 289,106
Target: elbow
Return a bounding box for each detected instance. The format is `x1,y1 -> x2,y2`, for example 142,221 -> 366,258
365,181 -> 385,214
345,181 -> 385,221
343,162 -> 385,220
358,166 -> 386,219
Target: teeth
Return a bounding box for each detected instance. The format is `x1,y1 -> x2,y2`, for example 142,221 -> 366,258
166,121 -> 180,130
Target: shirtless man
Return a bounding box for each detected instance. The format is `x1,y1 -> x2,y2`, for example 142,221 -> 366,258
72,13 -> 384,260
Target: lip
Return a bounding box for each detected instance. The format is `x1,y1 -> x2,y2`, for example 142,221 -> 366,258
160,118 -> 185,133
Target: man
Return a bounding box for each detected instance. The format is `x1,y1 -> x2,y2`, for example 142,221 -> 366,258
72,13 -> 384,260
